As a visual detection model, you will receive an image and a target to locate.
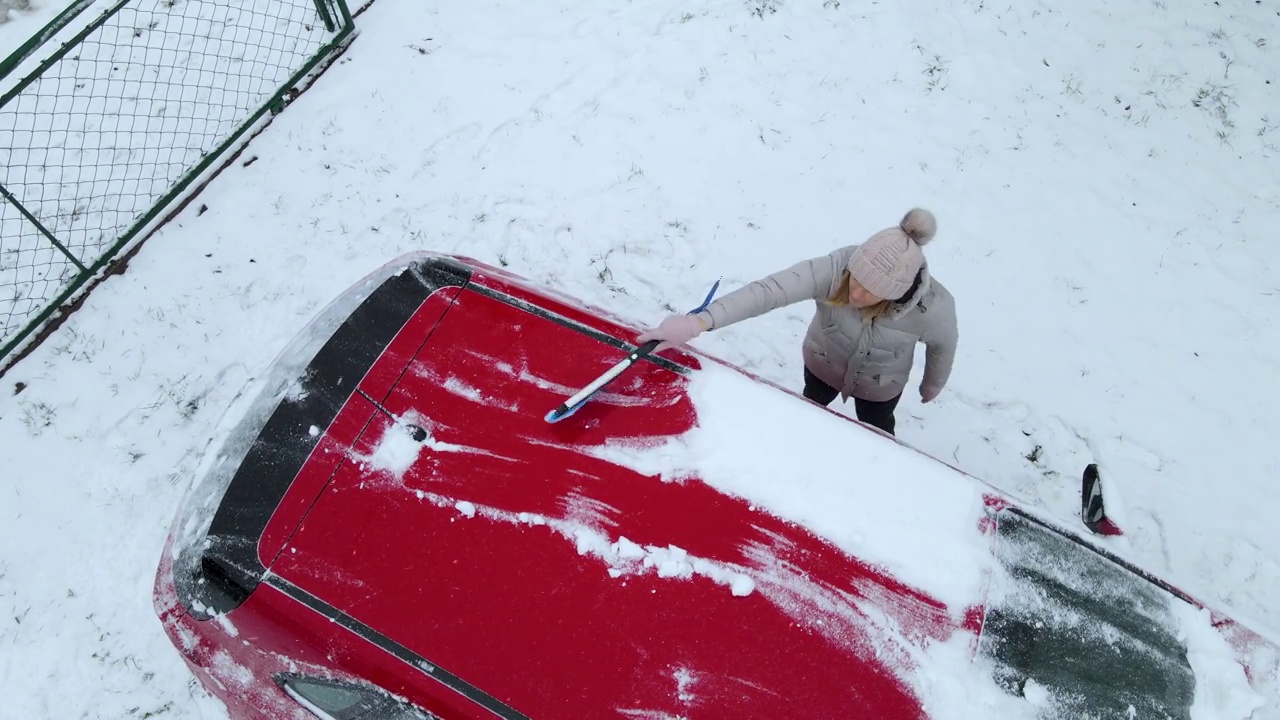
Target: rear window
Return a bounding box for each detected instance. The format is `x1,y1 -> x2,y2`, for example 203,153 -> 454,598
979,510 -> 1195,719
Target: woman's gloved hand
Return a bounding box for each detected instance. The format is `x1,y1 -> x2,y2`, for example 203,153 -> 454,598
919,383 -> 943,403
637,313 -> 711,352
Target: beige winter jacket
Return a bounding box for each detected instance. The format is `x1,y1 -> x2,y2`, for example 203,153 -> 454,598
700,244 -> 958,403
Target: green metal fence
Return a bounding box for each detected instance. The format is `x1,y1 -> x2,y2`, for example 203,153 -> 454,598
0,0 -> 354,369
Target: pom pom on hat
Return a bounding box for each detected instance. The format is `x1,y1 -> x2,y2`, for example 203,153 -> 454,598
900,208 -> 936,245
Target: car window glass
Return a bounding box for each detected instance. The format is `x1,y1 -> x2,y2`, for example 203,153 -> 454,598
979,510 -> 1195,719
280,675 -> 438,720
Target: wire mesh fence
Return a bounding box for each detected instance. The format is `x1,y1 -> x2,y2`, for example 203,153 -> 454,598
0,0 -> 352,367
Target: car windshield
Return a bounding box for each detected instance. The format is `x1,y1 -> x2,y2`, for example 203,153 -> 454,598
978,509 -> 1196,720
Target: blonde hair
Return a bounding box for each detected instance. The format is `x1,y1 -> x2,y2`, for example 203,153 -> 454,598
825,270 -> 850,306
825,270 -> 891,319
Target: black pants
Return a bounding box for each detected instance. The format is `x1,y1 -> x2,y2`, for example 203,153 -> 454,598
802,366 -> 902,436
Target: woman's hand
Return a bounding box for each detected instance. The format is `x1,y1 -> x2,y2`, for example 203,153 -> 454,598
920,383 -> 942,403
637,313 -> 710,352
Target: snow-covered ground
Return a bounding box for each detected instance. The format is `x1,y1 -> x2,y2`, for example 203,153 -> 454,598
0,0 -> 53,36
0,0 -> 83,57
1,0 -> 1278,717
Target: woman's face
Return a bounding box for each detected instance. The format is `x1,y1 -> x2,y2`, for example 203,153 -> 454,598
848,277 -> 885,308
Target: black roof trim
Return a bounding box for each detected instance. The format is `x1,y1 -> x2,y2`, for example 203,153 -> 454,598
1003,507 -> 1195,604
465,283 -> 690,376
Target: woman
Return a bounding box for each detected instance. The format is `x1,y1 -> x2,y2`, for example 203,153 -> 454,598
638,208 -> 957,436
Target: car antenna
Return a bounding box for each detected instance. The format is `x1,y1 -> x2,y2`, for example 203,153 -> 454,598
356,388 -> 429,441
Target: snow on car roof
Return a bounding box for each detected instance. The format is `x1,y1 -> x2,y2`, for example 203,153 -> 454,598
585,360 -> 1021,717
595,360 -> 992,610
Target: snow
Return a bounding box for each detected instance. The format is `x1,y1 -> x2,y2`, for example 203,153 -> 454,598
673,667 -> 697,704
0,0 -> 66,46
353,411 -> 521,479
1,0 -> 1279,718
617,711 -> 689,720
440,375 -> 483,402
356,417 -> 422,477
1175,603 -> 1267,719
413,484 -> 761,599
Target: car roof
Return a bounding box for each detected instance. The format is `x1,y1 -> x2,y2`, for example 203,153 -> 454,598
258,262 -> 964,717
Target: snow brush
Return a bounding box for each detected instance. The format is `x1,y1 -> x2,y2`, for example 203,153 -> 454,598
545,279 -> 721,424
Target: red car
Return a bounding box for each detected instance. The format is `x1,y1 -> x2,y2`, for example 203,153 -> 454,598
153,253 -> 1274,719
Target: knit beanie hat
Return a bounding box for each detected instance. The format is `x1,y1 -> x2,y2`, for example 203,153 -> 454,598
847,208 -> 937,300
